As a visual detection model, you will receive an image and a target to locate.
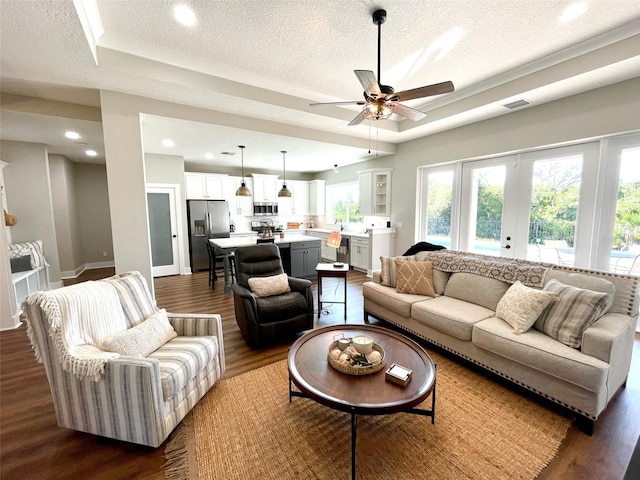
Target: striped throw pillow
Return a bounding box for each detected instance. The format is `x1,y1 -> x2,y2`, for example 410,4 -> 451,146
380,255 -> 416,287
534,279 -> 611,348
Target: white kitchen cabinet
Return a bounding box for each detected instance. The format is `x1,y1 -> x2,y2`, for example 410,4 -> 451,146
309,179 -> 326,215
359,169 -> 391,216
224,176 -> 253,215
278,180 -> 309,216
251,174 -> 279,202
351,237 -> 370,272
185,173 -> 227,199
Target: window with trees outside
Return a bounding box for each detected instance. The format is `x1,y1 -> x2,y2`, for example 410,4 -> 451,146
418,133 -> 640,274
326,182 -> 362,225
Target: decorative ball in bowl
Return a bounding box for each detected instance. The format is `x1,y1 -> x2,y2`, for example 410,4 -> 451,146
352,335 -> 374,355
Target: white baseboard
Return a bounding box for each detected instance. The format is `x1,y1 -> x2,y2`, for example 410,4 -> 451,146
60,261 -> 115,279
0,317 -> 22,332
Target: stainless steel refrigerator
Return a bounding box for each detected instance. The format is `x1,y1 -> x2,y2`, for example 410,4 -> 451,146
187,200 -> 230,272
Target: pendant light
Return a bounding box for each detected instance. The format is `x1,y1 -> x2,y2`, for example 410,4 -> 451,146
277,150 -> 292,197
235,145 -> 251,196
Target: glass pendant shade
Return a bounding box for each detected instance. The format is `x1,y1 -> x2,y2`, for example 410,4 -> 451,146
236,145 -> 252,196
278,150 -> 292,197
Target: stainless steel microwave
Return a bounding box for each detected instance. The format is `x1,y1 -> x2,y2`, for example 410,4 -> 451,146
253,202 -> 278,216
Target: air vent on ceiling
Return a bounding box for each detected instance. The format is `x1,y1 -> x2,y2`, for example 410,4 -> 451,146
503,99 -> 531,109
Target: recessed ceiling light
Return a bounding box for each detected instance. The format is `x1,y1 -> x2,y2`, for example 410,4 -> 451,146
205,153 -> 214,160
85,150 -> 97,157
174,5 -> 196,26
65,131 -> 80,139
559,3 -> 588,22
162,139 -> 175,148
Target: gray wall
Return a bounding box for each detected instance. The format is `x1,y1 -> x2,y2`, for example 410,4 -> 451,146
1,140 -> 61,285
74,163 -> 114,266
49,155 -> 81,275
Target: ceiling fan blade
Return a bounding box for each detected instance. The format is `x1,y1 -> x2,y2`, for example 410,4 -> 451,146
354,70 -> 382,98
347,108 -> 368,126
310,101 -> 366,106
392,103 -> 427,121
393,81 -> 454,102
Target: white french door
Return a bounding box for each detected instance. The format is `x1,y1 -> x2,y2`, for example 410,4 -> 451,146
147,185 -> 181,277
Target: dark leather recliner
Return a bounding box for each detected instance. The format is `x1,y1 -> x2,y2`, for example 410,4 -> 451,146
230,244 -> 314,348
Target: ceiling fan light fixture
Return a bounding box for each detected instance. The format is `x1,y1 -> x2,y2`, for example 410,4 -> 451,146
365,102 -> 393,120
278,150 -> 292,197
236,145 -> 252,197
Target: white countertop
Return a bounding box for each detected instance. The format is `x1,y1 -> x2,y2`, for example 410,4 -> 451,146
210,234 -> 321,249
304,228 -> 395,239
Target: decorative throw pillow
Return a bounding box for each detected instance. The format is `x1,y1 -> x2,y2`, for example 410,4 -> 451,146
395,260 -> 436,297
248,273 -> 291,298
8,240 -> 48,269
496,281 -> 557,334
534,279 -> 611,348
100,309 -> 177,357
380,255 -> 415,287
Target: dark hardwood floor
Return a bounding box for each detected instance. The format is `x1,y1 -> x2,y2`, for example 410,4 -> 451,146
1,267 -> 638,479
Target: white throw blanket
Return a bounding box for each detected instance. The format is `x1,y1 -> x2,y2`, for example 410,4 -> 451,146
28,281 -> 128,381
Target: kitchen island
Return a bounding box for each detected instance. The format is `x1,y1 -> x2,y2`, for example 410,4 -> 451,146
210,234 -> 322,292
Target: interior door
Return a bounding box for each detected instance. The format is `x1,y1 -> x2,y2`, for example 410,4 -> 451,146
147,187 -> 180,277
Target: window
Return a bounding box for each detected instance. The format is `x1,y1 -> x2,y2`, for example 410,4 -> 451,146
326,182 -> 362,224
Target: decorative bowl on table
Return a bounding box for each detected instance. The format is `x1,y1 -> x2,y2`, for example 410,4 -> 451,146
328,339 -> 386,376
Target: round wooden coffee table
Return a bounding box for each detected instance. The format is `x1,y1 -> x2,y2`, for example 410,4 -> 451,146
287,324 -> 437,480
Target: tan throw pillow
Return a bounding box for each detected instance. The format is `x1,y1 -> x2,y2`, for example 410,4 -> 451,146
380,255 -> 415,287
496,281 -> 557,334
248,273 -> 291,298
395,260 -> 436,297
100,308 -> 177,357
534,279 -> 611,348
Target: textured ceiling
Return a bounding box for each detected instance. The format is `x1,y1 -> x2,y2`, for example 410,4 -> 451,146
1,0 -> 639,172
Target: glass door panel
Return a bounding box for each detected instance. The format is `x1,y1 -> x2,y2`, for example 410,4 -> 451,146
527,155 -> 583,266
424,170 -> 455,249
610,146 -> 640,274
461,163 -> 506,256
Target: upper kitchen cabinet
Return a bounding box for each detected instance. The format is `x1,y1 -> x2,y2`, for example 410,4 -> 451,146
278,180 -> 309,216
309,179 -> 326,216
224,176 -> 253,215
359,169 -> 392,216
185,173 -> 228,200
251,174 -> 279,202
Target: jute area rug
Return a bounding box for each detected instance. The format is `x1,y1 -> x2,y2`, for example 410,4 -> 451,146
165,351 -> 571,480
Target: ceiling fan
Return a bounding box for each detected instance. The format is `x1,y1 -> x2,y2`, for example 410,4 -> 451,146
310,9 -> 454,126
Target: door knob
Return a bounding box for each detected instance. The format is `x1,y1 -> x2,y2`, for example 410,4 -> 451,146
502,244 -> 511,249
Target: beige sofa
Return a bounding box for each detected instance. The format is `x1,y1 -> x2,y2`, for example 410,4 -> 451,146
363,250 -> 639,433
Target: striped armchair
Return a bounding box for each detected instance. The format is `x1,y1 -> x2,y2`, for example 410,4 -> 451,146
23,271 -> 225,448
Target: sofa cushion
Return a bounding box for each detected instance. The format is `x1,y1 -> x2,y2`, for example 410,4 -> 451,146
395,260 -> 436,297
496,281 -> 557,334
100,309 -> 177,357
473,317 -> 608,391
411,296 -> 495,341
104,272 -> 158,328
8,240 -> 48,268
444,272 -> 510,310
380,255 -> 415,287
534,280 -> 611,349
363,281 -> 431,317
415,252 -> 450,294
248,272 -> 291,297
147,336 -> 219,400
255,291 -> 307,324
544,271 -> 615,313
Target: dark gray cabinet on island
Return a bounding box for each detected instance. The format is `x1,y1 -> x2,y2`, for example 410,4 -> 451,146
289,241 -> 321,279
